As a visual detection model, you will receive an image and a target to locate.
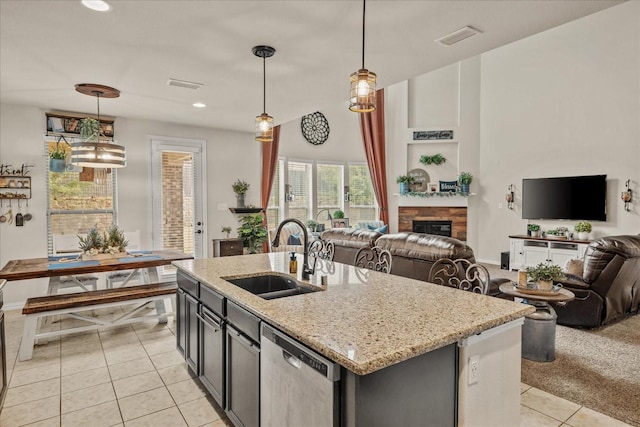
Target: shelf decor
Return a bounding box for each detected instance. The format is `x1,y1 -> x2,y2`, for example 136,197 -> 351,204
400,191 -> 471,198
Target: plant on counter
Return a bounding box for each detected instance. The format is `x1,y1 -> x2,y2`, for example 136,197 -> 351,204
574,221 -> 592,233
237,213 -> 268,254
221,226 -> 232,239
333,210 -> 345,219
546,228 -> 559,236
527,223 -> 541,237
419,153 -> 447,166
526,262 -> 565,283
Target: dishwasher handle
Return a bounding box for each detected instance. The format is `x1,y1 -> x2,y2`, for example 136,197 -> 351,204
282,350 -> 302,369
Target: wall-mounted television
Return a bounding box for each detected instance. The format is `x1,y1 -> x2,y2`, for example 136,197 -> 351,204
522,174 -> 607,221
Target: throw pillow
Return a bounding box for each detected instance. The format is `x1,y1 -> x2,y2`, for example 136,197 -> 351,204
375,224 -> 388,234
287,233 -> 302,245
563,258 -> 584,277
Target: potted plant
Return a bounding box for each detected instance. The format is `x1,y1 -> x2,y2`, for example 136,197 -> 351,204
333,210 -> 345,219
49,143 -> 67,173
574,221 -> 592,240
396,174 -> 414,195
103,225 -> 128,254
232,179 -> 250,208
527,223 -> 541,238
458,172 -> 473,194
237,213 -> 268,254
525,262 -> 565,291
221,226 -> 232,239
306,220 -> 319,233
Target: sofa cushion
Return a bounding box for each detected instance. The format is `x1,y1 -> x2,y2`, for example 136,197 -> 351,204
320,228 -> 382,249
375,232 -> 475,262
367,223 -> 388,234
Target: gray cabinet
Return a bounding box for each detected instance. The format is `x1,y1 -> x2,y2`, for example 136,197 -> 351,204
177,271 -> 200,373
199,293 -> 225,407
226,302 -> 261,427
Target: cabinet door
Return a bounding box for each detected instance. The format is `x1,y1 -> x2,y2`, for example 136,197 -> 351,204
523,246 -> 548,267
176,289 -> 186,357
200,307 -> 225,407
226,325 -> 260,427
510,240 -> 525,270
185,293 -> 199,373
549,249 -> 576,267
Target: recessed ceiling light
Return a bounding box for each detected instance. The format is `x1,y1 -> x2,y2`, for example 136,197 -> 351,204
81,0 -> 112,12
193,102 -> 206,108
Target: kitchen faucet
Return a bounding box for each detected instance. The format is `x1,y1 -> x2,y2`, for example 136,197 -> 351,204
271,218 -> 315,280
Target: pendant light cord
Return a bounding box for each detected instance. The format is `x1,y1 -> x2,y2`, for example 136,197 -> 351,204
361,0 -> 366,69
262,54 -> 266,114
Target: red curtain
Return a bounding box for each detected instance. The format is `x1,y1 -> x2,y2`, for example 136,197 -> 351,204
261,125 -> 280,252
359,89 -> 389,225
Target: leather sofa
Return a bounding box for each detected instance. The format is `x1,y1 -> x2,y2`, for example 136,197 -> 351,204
553,234 -> 640,328
319,228 -> 383,265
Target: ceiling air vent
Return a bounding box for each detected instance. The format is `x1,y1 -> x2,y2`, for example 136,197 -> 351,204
167,78 -> 203,90
435,26 -> 482,46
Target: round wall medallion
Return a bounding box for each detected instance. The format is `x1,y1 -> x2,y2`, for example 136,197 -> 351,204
301,111 -> 330,145
408,168 -> 430,192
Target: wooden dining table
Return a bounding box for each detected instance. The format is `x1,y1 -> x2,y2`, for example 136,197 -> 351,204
0,249 -> 193,284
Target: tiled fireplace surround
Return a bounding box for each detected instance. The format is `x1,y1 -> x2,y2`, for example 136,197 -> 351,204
398,207 -> 468,241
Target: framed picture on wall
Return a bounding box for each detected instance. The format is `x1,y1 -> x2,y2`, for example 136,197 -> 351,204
331,218 -> 350,228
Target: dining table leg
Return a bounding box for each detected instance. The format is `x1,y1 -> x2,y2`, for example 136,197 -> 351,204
142,267 -> 169,324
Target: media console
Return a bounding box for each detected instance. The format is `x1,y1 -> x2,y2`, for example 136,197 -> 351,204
509,235 -> 590,271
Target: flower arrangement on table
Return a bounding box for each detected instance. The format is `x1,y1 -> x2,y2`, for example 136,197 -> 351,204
78,225 -> 129,259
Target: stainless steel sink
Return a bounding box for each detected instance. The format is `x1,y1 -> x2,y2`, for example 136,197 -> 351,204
223,274 -> 320,300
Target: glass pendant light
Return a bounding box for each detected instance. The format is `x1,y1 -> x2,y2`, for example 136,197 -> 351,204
253,45 -> 276,142
71,84 -> 126,168
349,0 -> 376,112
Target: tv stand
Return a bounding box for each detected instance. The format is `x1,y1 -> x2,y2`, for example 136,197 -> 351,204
509,235 -> 590,270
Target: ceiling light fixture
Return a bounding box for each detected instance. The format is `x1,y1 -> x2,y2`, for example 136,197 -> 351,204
81,0 -> 112,12
253,45 -> 276,143
349,0 -> 376,113
71,83 -> 126,168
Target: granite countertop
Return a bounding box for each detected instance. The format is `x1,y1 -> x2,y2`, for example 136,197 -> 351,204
173,253 -> 534,375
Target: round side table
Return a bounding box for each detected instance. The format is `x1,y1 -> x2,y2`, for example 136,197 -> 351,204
499,283 -> 575,362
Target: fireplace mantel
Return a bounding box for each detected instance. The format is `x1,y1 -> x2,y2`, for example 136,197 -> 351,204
395,193 -> 472,208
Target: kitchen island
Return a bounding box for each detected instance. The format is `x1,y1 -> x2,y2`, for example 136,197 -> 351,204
173,253 -> 534,427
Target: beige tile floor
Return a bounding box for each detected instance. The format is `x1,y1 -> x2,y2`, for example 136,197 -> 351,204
1,307 -> 633,427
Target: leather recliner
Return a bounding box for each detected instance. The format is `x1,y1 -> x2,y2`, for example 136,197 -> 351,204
553,234 -> 640,328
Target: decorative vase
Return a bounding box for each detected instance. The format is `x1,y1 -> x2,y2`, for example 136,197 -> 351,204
50,158 -> 66,173
578,231 -> 590,240
461,183 -> 470,194
536,280 -> 553,292
236,194 -> 245,208
399,182 -> 408,195
530,231 -> 540,238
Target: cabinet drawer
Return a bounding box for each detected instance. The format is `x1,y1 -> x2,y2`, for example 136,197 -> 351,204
177,270 -> 199,298
227,301 -> 260,343
200,285 -> 225,316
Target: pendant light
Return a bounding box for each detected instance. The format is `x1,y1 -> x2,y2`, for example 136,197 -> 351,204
349,0 -> 376,112
71,83 -> 126,168
253,45 -> 276,142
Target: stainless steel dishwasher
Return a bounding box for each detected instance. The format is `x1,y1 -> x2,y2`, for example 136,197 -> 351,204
260,324 -> 340,427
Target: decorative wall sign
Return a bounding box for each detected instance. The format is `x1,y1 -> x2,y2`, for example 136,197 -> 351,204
413,130 -> 453,140
439,180 -> 458,192
408,168 -> 429,192
301,111 -> 330,145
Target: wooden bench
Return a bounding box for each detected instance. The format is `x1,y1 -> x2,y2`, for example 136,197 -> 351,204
19,282 -> 177,361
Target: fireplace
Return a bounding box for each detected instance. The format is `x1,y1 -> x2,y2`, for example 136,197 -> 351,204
413,220 -> 452,237
399,207 -> 467,241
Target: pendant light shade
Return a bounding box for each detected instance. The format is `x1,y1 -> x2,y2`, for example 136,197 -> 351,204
253,45 -> 276,142
349,0 -> 376,112
72,83 -> 126,168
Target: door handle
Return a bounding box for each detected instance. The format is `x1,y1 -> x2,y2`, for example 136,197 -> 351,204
196,230 -> 202,234
197,221 -> 203,226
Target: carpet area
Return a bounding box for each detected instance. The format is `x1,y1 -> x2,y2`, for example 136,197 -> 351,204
521,313 -> 640,426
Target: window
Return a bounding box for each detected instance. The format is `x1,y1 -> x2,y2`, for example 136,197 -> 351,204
348,163 -> 377,223
46,137 -> 117,254
267,159 -> 377,230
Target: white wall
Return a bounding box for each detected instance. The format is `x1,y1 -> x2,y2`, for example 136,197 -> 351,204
0,105 -> 257,307
386,1 -> 640,263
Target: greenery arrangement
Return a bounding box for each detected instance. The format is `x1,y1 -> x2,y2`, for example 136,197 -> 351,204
78,224 -> 128,255
574,221 -> 592,233
546,228 -> 559,236
80,117 -> 100,142
333,210 -> 345,219
526,262 -> 565,282
458,172 -> 473,185
527,224 -> 541,232
396,175 -> 414,184
419,154 -> 447,166
306,220 -> 319,231
237,213 -> 268,254
221,226 -> 232,239
232,179 -> 250,196
49,145 -> 67,160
